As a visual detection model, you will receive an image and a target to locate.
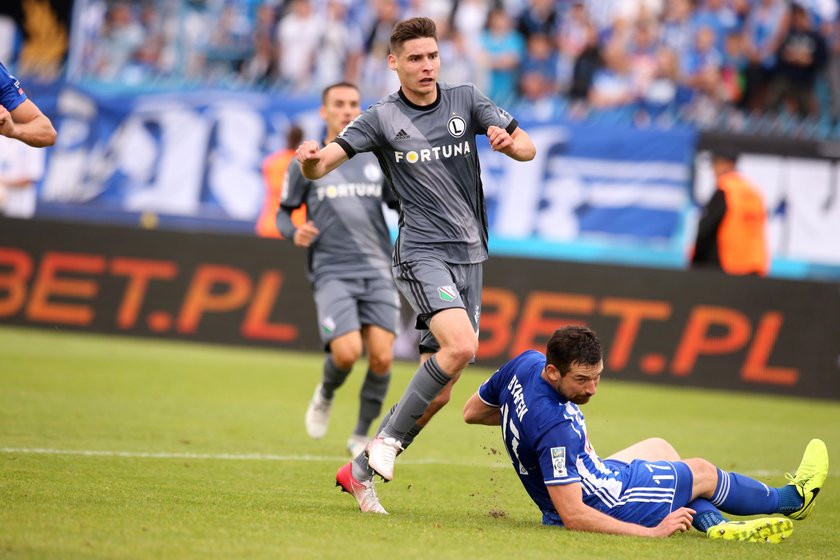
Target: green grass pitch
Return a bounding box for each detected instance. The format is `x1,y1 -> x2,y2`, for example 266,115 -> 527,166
1,325 -> 839,559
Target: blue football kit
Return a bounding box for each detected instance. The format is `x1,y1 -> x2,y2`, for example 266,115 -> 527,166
477,350 -> 693,527
0,62 -> 27,111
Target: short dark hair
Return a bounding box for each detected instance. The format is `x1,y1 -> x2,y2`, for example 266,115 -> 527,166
710,146 -> 740,163
389,17 -> 437,54
546,326 -> 602,376
321,82 -> 359,104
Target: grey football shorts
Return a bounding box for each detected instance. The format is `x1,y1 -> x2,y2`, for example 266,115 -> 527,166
392,258 -> 483,355
312,276 -> 401,350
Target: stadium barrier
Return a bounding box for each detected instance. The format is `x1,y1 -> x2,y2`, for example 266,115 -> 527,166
1,217 -> 838,400
21,83 -> 840,279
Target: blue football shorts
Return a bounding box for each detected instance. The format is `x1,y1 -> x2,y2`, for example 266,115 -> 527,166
592,459 -> 695,528
542,459 -> 694,527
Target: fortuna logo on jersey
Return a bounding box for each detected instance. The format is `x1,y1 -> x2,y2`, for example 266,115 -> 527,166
315,183 -> 381,201
394,140 -> 471,164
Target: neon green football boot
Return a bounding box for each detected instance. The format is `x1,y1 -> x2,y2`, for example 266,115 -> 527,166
707,518 -> 793,544
785,438 -> 829,521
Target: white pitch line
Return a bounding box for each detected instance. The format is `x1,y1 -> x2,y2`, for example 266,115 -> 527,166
0,447 -> 824,478
0,447 -> 508,468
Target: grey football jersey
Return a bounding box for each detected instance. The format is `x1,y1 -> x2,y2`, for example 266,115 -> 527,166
281,152 -> 396,283
334,83 -> 517,265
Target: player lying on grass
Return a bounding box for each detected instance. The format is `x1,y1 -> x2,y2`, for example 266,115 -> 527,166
463,325 -> 828,543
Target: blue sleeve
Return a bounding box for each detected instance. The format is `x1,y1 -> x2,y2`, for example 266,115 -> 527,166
537,419 -> 584,486
0,62 -> 27,112
477,355 -> 526,407
477,366 -> 508,407
477,351 -> 536,406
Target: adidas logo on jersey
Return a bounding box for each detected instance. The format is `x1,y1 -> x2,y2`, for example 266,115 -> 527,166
393,129 -> 411,141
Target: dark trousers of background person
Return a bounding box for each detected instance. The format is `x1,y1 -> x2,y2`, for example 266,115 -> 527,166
741,63 -> 775,113
767,75 -> 816,118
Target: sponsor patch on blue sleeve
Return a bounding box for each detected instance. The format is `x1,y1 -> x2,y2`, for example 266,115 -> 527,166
551,447 -> 567,478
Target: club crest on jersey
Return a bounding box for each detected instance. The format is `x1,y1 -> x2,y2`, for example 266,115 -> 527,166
438,286 -> 457,302
321,317 -> 336,334
447,115 -> 466,138
551,447 -> 567,478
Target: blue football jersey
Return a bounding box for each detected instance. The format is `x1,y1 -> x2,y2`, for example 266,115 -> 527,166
0,62 -> 27,111
478,350 -> 626,523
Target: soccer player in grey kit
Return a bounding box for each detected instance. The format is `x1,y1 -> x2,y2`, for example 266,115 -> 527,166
296,17 -> 536,513
278,82 -> 400,458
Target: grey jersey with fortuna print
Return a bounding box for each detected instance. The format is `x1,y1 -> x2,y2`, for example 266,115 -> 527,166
281,152 -> 396,283
334,82 -> 518,265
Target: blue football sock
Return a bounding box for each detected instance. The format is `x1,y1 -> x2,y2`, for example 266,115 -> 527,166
688,498 -> 727,532
777,484 -> 805,514
711,468 -> 780,515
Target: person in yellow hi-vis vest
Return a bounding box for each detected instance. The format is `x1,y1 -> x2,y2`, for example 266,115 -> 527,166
692,147 -> 769,276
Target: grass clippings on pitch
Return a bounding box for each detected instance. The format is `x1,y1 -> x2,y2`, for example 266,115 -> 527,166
1,326 -> 839,559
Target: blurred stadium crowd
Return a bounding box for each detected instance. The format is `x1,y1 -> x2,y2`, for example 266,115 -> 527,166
2,0 -> 838,132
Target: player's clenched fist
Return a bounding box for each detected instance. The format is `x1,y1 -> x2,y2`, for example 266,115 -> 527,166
650,507 -> 695,537
293,220 -> 320,248
296,140 -> 322,165
486,125 -> 512,152
0,106 -> 14,138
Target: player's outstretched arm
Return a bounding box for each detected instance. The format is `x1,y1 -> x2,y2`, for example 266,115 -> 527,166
0,100 -> 57,147
487,126 -> 535,162
463,392 -> 501,425
548,483 -> 694,538
296,141 -> 348,180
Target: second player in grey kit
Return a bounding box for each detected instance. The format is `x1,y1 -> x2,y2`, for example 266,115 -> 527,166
277,82 -> 400,458
296,17 -> 536,513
